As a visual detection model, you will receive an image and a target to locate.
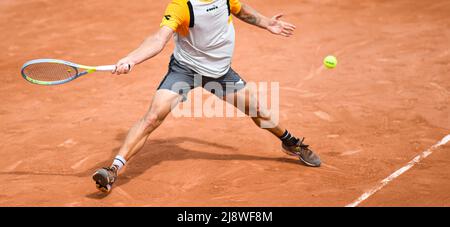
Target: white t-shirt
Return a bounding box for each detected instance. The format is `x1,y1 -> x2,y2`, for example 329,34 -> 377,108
160,0 -> 242,78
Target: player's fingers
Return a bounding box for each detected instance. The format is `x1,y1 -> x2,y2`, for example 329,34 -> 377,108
282,24 -> 296,32
118,65 -> 125,74
281,30 -> 291,37
112,65 -> 119,74
118,64 -> 130,74
115,68 -> 123,75
116,66 -> 124,75
283,25 -> 295,32
114,61 -> 127,74
279,32 -> 289,37
283,26 -> 294,33
286,23 -> 296,29
281,23 -> 295,32
125,64 -> 132,73
281,27 -> 293,35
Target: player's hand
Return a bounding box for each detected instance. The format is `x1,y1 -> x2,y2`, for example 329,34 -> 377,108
113,58 -> 134,75
267,14 -> 296,37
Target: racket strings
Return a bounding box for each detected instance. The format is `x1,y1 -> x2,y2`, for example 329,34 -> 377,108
23,63 -> 79,82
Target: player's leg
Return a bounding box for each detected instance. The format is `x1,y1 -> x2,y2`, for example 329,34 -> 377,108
218,69 -> 321,167
226,86 -> 285,137
92,89 -> 182,193
117,89 -> 182,161
92,56 -> 195,193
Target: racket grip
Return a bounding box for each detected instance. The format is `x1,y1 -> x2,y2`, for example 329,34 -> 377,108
96,65 -> 117,71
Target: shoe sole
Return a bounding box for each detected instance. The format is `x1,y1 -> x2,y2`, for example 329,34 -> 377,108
298,155 -> 321,167
92,169 -> 112,193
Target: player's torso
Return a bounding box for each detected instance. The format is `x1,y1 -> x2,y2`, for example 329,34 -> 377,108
174,0 -> 236,77
182,0 -> 233,50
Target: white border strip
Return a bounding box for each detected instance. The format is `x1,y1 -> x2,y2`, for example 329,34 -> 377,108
346,134 -> 450,207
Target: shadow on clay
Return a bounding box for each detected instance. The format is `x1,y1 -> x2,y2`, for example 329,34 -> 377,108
85,133 -> 303,199
1,133 -> 302,200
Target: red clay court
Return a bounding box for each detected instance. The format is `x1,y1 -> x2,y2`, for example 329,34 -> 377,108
0,0 -> 449,206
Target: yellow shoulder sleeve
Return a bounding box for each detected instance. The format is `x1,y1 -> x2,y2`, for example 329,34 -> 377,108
229,0 -> 242,14
160,0 -> 190,36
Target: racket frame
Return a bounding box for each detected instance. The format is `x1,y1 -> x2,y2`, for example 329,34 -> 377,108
21,59 -> 115,85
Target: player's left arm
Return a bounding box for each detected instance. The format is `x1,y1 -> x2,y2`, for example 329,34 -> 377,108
233,2 -> 296,37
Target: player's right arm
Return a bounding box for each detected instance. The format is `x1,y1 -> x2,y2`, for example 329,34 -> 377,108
113,27 -> 174,75
114,0 -> 188,75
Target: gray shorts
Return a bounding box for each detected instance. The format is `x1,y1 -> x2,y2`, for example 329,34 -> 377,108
157,56 -> 246,101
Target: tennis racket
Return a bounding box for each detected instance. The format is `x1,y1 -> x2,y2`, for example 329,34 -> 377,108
20,59 -> 127,85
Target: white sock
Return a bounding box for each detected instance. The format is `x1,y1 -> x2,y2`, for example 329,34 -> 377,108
112,155 -> 126,172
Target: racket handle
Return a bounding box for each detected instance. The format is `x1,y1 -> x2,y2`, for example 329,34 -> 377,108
97,64 -> 131,72
96,65 -> 116,71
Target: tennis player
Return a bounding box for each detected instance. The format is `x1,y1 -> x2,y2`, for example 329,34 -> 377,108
93,0 -> 321,193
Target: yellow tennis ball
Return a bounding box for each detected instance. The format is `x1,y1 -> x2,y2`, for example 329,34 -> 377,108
324,55 -> 338,69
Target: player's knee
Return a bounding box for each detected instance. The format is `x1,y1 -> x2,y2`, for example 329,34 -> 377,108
143,112 -> 164,130
254,108 -> 272,125
249,102 -> 265,118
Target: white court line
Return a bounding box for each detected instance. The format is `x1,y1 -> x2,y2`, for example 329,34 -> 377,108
346,134 -> 450,207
